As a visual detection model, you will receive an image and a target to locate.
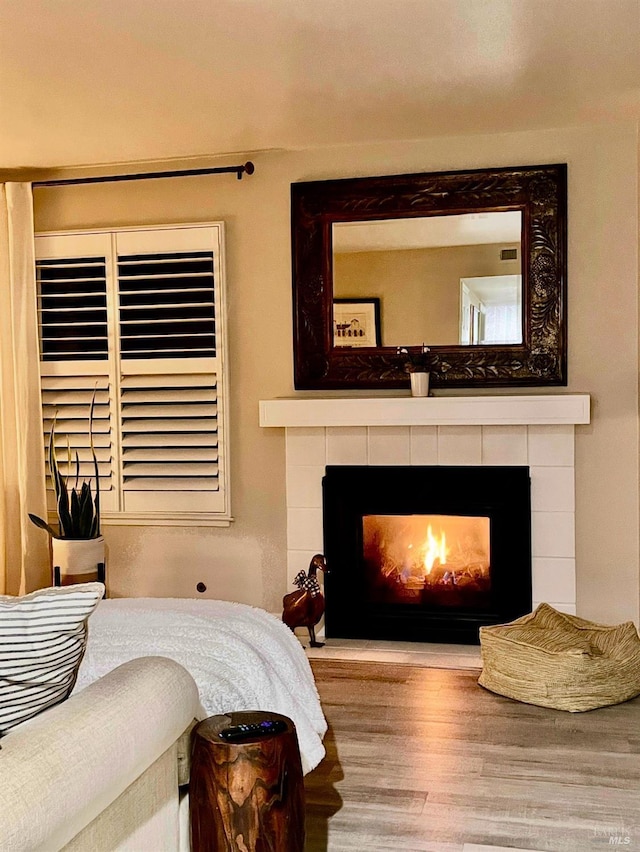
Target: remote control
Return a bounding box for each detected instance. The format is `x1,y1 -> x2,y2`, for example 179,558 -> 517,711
219,719 -> 287,742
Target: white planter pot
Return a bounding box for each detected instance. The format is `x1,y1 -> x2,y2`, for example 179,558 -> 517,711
410,371 -> 430,397
52,536 -> 105,586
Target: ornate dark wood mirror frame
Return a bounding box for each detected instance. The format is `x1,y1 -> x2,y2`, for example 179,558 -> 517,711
292,163 -> 567,390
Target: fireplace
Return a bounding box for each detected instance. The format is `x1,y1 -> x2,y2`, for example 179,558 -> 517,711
323,465 -> 532,644
260,394 -> 588,624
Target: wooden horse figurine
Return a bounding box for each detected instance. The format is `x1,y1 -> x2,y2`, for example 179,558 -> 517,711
282,554 -> 327,647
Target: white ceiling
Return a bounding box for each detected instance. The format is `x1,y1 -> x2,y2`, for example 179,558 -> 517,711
1,0 -> 638,170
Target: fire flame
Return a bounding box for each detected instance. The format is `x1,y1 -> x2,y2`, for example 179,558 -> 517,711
422,524 -> 447,575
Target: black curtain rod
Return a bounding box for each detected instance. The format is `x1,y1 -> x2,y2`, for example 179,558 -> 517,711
34,160 -> 255,188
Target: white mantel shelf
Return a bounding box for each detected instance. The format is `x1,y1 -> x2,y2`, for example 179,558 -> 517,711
259,394 -> 590,428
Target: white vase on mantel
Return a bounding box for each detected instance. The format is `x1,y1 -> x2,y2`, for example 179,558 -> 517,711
51,536 -> 105,586
410,371 -> 430,398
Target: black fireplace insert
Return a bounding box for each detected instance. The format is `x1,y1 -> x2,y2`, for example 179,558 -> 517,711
322,465 -> 532,644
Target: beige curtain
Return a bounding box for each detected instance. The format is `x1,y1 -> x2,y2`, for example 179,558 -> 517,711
0,183 -> 48,595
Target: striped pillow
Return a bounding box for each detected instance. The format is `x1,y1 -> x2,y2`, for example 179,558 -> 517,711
0,583 -> 105,735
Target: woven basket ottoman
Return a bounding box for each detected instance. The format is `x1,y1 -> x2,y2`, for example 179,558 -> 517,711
478,603 -> 640,712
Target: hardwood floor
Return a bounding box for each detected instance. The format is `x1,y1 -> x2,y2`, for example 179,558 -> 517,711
304,659 -> 640,852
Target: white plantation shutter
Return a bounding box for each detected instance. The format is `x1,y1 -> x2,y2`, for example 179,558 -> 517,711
36,233 -> 118,517
34,224 -> 230,524
37,255 -> 109,361
117,247 -> 216,359
120,371 -> 224,513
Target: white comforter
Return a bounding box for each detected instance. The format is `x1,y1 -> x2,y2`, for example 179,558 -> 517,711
74,597 -> 327,774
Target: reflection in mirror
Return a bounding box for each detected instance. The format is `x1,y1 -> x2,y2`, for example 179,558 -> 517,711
332,211 -> 522,348
460,275 -> 522,345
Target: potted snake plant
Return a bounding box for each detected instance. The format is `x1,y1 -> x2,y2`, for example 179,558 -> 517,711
29,393 -> 105,585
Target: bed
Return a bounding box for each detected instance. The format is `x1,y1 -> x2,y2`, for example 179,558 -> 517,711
73,597 -> 327,774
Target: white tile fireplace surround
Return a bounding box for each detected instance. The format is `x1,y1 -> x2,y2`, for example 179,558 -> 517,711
260,394 -> 591,624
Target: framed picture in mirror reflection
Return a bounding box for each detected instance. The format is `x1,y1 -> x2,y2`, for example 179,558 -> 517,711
333,298 -> 381,348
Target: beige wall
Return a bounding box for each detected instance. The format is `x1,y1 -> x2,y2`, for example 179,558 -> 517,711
33,122 -> 639,624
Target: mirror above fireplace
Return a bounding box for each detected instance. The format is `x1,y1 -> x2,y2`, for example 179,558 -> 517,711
291,163 -> 567,390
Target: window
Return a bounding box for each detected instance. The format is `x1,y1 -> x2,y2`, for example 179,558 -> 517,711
34,224 -> 231,525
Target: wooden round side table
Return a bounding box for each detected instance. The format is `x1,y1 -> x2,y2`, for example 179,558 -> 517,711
189,710 -> 305,852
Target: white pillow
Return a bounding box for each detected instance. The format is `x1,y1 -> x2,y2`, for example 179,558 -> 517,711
0,583 -> 104,735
